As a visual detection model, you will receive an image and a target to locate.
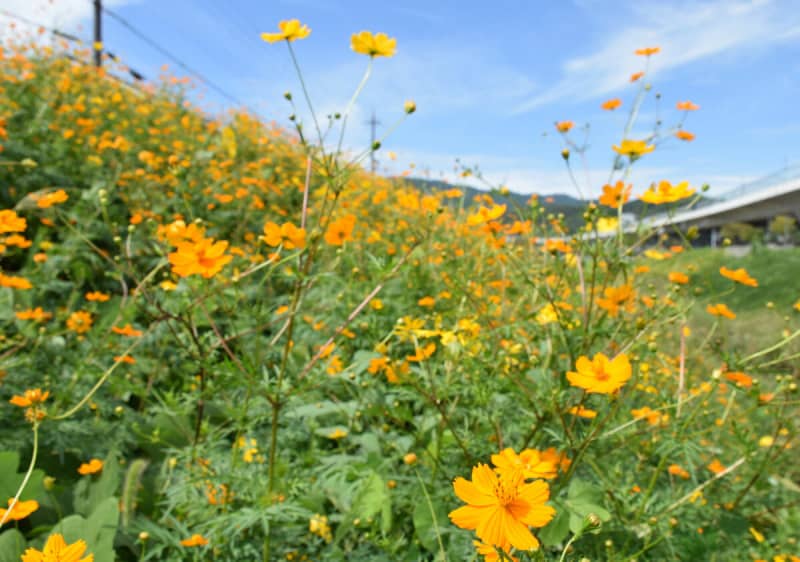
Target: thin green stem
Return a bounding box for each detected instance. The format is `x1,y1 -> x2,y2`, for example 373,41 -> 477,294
0,423 -> 39,528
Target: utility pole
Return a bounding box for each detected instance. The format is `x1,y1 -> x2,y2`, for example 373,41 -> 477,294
93,0 -> 102,68
367,110 -> 380,174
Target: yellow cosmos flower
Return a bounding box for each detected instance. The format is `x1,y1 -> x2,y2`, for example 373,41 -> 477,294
0,209 -> 27,233
567,352 -> 632,394
261,20 -> 311,43
21,533 -> 93,562
449,464 -> 555,551
351,31 -> 397,57
261,221 -> 306,249
168,237 -> 232,278
491,448 -> 557,480
467,204 -> 506,226
640,180 -> 695,204
612,139 -> 655,158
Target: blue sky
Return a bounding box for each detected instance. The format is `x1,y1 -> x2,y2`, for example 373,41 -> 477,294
3,0 -> 800,196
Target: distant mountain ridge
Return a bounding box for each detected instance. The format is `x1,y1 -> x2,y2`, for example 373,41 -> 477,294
400,176 -> 713,231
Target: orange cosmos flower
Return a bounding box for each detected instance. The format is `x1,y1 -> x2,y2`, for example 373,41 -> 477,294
324,215 -> 356,246
676,100 -> 700,111
417,296 -> 435,307
635,46 -> 660,56
261,221 -> 306,249
491,448 -> 557,480
351,31 -> 397,57
630,71 -> 645,82
9,388 -> 50,407
407,342 -> 436,362
719,266 -> 758,287
631,406 -> 665,426
78,459 -> 104,475
668,272 -> 689,285
0,209 -> 26,233
707,459 -> 726,475
111,324 -> 143,337
0,273 -> 33,289
540,448 -> 571,472
36,189 -> 69,209
543,239 -> 571,254
67,311 -> 93,334
555,120 -> 573,133
599,181 -> 632,208
3,234 -> 31,248
260,19 -> 311,43
15,307 -> 52,322
449,464 -> 555,551
567,352 -> 631,394
724,371 -> 753,389
675,130 -> 695,141
168,238 -> 232,278
668,464 -> 690,479
706,303 -> 736,319
157,220 -> 205,246
601,98 -> 622,110
474,540 -> 518,562
596,284 -> 635,317
0,498 -> 39,523
85,291 -> 110,302
612,139 -> 654,158
568,405 -> 597,419
21,533 -> 93,562
640,180 -> 695,204
180,534 -> 209,547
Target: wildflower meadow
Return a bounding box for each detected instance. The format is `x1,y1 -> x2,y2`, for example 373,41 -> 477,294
1,15 -> 799,562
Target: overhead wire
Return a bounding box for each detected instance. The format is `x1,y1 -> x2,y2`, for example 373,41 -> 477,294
99,4 -> 254,113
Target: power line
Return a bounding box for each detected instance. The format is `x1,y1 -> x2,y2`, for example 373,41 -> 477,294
99,4 -> 251,112
0,8 -> 144,81
0,8 -> 84,43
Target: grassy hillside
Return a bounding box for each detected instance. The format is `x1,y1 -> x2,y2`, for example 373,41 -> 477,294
646,246 -> 800,353
1,40 -> 797,562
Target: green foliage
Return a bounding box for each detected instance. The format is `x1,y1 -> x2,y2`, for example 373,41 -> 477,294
721,221 -> 761,243
0,35 -> 798,562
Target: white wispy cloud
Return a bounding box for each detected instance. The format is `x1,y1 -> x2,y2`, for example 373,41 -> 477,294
515,0 -> 800,112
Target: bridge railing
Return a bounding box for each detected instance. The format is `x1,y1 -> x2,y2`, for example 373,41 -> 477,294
694,164 -> 800,208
